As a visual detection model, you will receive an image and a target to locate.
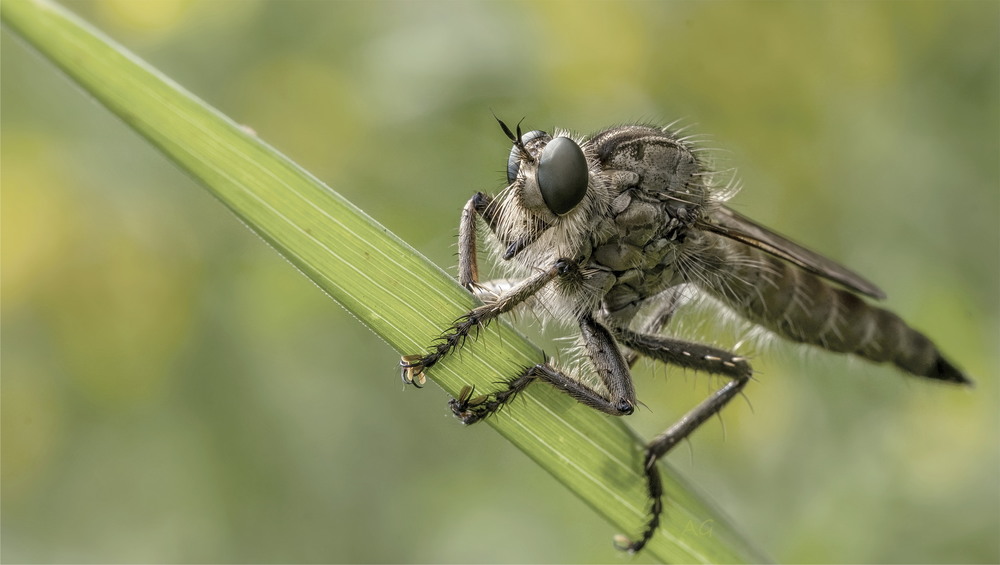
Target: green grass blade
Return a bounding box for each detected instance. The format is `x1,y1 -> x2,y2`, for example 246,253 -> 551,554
1,0 -> 768,561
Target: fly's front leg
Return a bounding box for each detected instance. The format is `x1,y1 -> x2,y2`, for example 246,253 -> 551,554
402,191 -> 507,386
612,326 -> 752,553
403,191 -> 553,387
401,258 -> 575,386
457,192 -> 549,289
457,192 -> 491,290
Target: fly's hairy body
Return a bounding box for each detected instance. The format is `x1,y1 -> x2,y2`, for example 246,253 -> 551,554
483,124 -> 961,381
402,120 -> 970,553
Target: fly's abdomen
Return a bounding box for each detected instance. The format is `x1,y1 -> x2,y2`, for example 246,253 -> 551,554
695,233 -> 970,384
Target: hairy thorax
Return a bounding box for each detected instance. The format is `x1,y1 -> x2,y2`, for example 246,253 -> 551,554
491,125 -> 715,327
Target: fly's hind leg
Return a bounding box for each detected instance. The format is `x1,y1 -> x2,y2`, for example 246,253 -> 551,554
611,326 -> 752,553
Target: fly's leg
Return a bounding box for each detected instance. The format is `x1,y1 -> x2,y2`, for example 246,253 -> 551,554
400,258 -> 575,386
450,313 -> 639,423
612,326 -> 752,553
402,193 -> 497,387
450,362 -> 629,424
457,192 -> 490,290
401,192 -> 550,387
615,327 -> 752,378
579,314 -> 638,414
457,191 -> 549,289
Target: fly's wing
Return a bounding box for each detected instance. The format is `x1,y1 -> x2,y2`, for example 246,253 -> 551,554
699,206 -> 887,300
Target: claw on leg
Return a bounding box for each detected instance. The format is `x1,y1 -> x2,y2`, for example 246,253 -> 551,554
449,385 -> 491,424
400,355 -> 427,387
612,534 -> 637,553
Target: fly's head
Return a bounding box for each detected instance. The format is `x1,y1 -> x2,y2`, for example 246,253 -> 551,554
505,127 -> 587,217
490,118 -> 611,268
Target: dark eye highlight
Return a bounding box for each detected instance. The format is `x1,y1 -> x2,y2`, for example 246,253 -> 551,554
537,137 -> 588,215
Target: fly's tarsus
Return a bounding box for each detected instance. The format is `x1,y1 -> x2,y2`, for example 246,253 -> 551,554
614,450 -> 665,554
399,308 -> 493,388
449,366 -> 537,424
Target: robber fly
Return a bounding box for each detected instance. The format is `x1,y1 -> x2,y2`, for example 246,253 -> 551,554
400,119 -> 971,553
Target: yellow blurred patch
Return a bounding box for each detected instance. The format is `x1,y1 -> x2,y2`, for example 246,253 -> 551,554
95,0 -> 261,42
3,132 -> 199,410
97,0 -> 193,36
1,131 -> 80,307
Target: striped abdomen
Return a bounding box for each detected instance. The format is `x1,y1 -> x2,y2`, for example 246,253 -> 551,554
693,232 -> 970,384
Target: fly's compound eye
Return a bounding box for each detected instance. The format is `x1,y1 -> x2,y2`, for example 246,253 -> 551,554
537,136 -> 588,215
506,129 -> 548,185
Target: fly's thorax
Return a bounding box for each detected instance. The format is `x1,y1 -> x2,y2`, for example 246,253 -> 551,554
487,123 -> 724,320
589,124 -> 716,217
574,124 -> 724,320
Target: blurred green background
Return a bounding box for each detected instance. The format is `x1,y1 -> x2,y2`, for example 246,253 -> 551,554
2,1 -> 997,562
